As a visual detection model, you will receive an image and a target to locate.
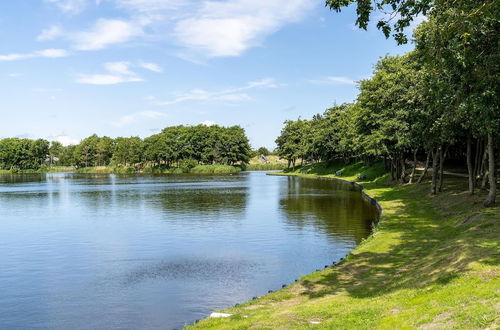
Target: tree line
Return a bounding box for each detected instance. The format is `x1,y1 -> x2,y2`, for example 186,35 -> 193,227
277,0 -> 498,206
0,125 -> 252,171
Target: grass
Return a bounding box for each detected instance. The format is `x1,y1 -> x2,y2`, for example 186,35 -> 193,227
75,165 -> 241,175
190,165 -> 241,174
187,161 -> 500,329
0,166 -> 75,174
245,163 -> 288,171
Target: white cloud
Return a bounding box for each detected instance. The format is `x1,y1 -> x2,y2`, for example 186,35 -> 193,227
46,134 -> 80,146
104,61 -> 134,75
37,25 -> 63,41
139,62 -> 163,72
0,49 -> 69,61
201,120 -> 215,126
76,74 -> 143,85
77,62 -> 139,85
43,0 -> 315,58
150,78 -> 276,105
112,110 -> 166,127
73,19 -> 143,50
8,73 -> 20,78
173,0 -> 314,57
45,0 -> 90,13
114,0 -> 187,13
75,61 -> 163,85
308,76 -> 356,85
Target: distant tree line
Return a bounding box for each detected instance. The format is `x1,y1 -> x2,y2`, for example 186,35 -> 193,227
277,0 -> 498,206
0,125 -> 252,171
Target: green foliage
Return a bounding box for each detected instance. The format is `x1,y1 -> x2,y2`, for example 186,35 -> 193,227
256,147 -> 270,156
326,0 -> 434,44
0,138 -> 49,170
179,158 -> 198,172
0,124 -> 252,173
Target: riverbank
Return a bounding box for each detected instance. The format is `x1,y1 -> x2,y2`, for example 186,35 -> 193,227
0,165 -> 243,175
76,165 -> 242,175
187,162 -> 499,329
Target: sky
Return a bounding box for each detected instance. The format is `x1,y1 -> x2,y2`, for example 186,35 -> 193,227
0,0 -> 415,149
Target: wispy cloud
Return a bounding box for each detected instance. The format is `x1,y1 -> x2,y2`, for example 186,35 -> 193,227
138,62 -> 163,73
45,0 -> 91,14
173,0 -> 314,57
72,19 -> 143,51
0,49 -> 69,61
75,61 -> 162,85
308,76 -> 356,85
76,61 -> 143,85
150,78 -> 277,106
114,0 -> 187,13
112,110 -> 166,127
44,0 -> 316,58
37,25 -> 63,41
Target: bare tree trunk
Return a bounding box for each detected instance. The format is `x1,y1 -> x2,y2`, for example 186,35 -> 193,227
484,133 -> 496,206
399,154 -> 406,183
409,148 -> 418,184
417,151 -> 431,184
473,138 -> 481,182
479,139 -> 487,184
390,157 -> 396,180
467,134 -> 475,195
481,144 -> 489,191
438,146 -> 448,192
431,148 -> 439,195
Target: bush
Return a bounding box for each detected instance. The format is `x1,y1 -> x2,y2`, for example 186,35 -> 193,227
179,159 -> 198,173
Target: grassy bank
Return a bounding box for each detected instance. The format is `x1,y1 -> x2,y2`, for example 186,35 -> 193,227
75,165 -> 242,175
188,162 -> 499,329
245,163 -> 288,171
0,166 -> 75,174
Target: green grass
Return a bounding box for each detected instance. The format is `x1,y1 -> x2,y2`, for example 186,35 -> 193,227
0,166 -> 75,174
74,165 -> 241,175
187,161 -> 500,329
75,166 -> 137,174
245,163 -> 288,171
190,165 -> 241,174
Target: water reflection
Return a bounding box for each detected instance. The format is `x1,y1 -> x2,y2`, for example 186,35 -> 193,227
0,172 -> 377,330
280,176 -> 377,244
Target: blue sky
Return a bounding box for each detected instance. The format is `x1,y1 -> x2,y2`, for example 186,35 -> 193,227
0,0 -> 415,149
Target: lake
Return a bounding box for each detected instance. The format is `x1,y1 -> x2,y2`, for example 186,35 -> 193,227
0,171 -> 378,329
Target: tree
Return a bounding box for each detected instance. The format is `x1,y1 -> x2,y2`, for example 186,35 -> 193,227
326,0 -> 433,44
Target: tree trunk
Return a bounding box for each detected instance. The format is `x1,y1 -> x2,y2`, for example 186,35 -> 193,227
431,148 -> 439,195
417,151 -> 431,184
473,138 -> 481,182
399,154 -> 406,183
479,139 -> 487,184
467,134 -> 475,195
409,148 -> 418,184
438,146 -> 447,192
484,133 -> 496,207
390,157 -> 395,180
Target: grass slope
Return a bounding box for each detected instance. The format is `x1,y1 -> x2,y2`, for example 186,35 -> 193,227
188,162 -> 499,329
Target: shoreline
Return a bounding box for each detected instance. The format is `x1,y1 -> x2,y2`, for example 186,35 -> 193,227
188,163 -> 499,329
268,172 -> 383,223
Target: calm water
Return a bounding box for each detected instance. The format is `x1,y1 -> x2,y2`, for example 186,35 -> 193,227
0,171 -> 377,329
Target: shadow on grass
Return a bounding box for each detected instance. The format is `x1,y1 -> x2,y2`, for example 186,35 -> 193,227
297,176 -> 500,300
